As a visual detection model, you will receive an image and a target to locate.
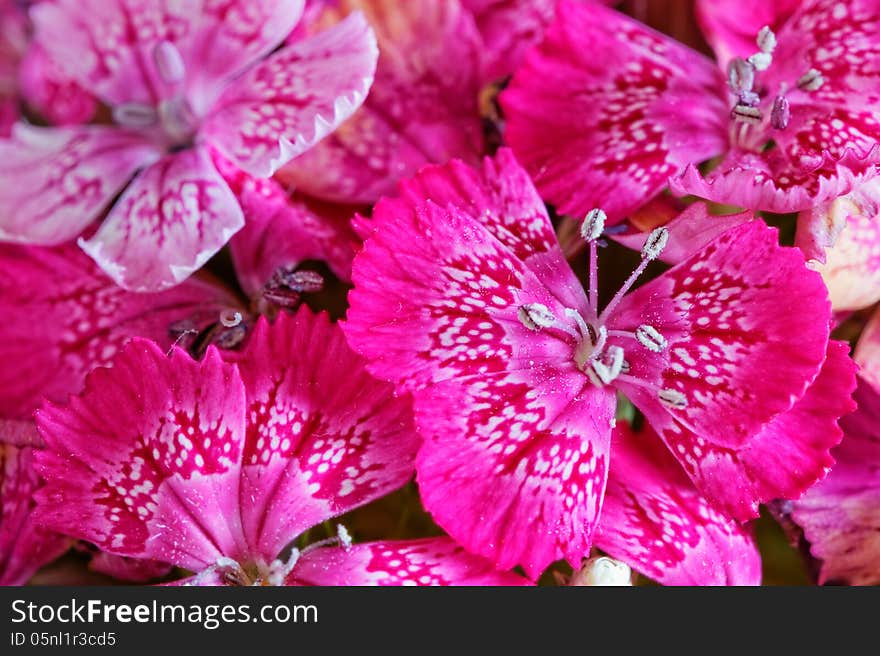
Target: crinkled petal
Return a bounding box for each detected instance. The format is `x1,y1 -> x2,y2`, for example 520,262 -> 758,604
634,341 -> 856,521
0,438 -> 69,585
854,307 -> 880,390
215,154 -> 358,296
0,242 -> 239,421
34,342 -> 249,570
344,159 -> 612,578
0,124 -> 159,245
596,422 -> 761,586
618,220 -> 832,450
671,146 -> 880,214
31,0 -> 304,109
791,377 -> 880,585
291,538 -> 530,585
225,310 -> 420,560
79,147 -> 244,292
501,0 -> 727,222
277,0 -> 484,203
695,0 -> 800,68
203,11 -> 377,178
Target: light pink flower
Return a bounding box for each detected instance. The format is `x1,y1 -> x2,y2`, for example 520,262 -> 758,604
343,149 -> 854,577
34,309 -> 524,586
502,0 -> 880,222
0,0 -> 377,292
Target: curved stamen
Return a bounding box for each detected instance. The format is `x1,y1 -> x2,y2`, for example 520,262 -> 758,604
153,40 -> 186,85
113,102 -> 158,128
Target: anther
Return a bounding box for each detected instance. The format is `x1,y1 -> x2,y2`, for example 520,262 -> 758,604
731,104 -> 763,125
636,324 -> 667,352
280,269 -> 324,293
569,556 -> 633,586
797,68 -> 824,92
153,40 -> 186,85
756,26 -> 777,54
641,227 -> 669,261
219,309 -> 243,328
580,208 -> 606,241
771,95 -> 791,130
747,51 -> 772,71
518,303 -> 556,331
737,90 -> 760,107
658,388 -> 688,410
727,58 -> 755,93
112,102 -> 158,128
589,345 -> 624,386
337,525 -> 353,550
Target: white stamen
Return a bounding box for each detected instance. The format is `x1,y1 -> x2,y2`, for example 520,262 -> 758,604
589,345 -> 624,386
266,548 -> 301,586
153,40 -> 186,85
518,303 -> 556,331
219,309 -> 243,328
113,102 -> 158,128
747,51 -> 772,71
641,227 -> 669,261
580,208 -> 606,242
756,26 -> 777,54
731,104 -> 763,125
727,58 -> 755,93
636,324 -> 667,352
337,524 -> 353,550
570,556 -> 633,586
563,308 -> 592,342
658,388 -> 688,410
797,68 -> 824,92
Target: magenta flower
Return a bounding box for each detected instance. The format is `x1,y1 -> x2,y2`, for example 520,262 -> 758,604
0,242 -> 241,422
0,0 -> 378,292
33,309 -> 524,586
0,421 -> 69,585
501,0 -> 880,222
343,149 -> 854,577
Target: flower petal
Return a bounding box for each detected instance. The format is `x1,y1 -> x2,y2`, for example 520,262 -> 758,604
276,0 -> 485,203
225,310 -> 420,561
203,11 -> 377,178
19,44 -> 97,125
291,538 -> 530,585
0,125 -> 159,245
34,342 -> 249,569
501,0 -> 727,222
791,377 -> 880,585
79,147 -> 244,292
635,341 -> 856,521
596,422 -> 761,586
0,242 -> 239,421
0,436 -> 69,585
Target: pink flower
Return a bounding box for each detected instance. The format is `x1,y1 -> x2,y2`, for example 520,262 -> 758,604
0,0 -> 378,292
343,149 -> 854,577
501,0 -> 880,222
0,420 -> 69,585
33,309 -> 525,586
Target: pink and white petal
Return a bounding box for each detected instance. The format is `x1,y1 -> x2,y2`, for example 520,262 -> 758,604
34,342 -> 248,570
611,202 -> 753,266
79,147 -> 244,292
18,44 -> 97,126
291,538 -> 530,586
596,423 -> 761,586
276,0 -> 484,204
791,377 -> 880,585
0,242 -> 240,421
0,441 -> 69,585
802,182 -> 880,312
415,373 -> 613,579
87,551 -> 173,583
227,310 -> 420,559
619,220 -> 832,449
216,155 -> 358,295
854,308 -> 880,390
634,340 -> 856,521
203,12 -> 377,178
671,145 -> 880,214
0,124 -> 159,245
501,0 -> 728,223
695,0 -> 800,68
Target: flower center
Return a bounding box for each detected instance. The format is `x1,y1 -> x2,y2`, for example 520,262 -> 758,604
518,209 -> 686,410
727,26 -> 824,149
111,41 -> 199,149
